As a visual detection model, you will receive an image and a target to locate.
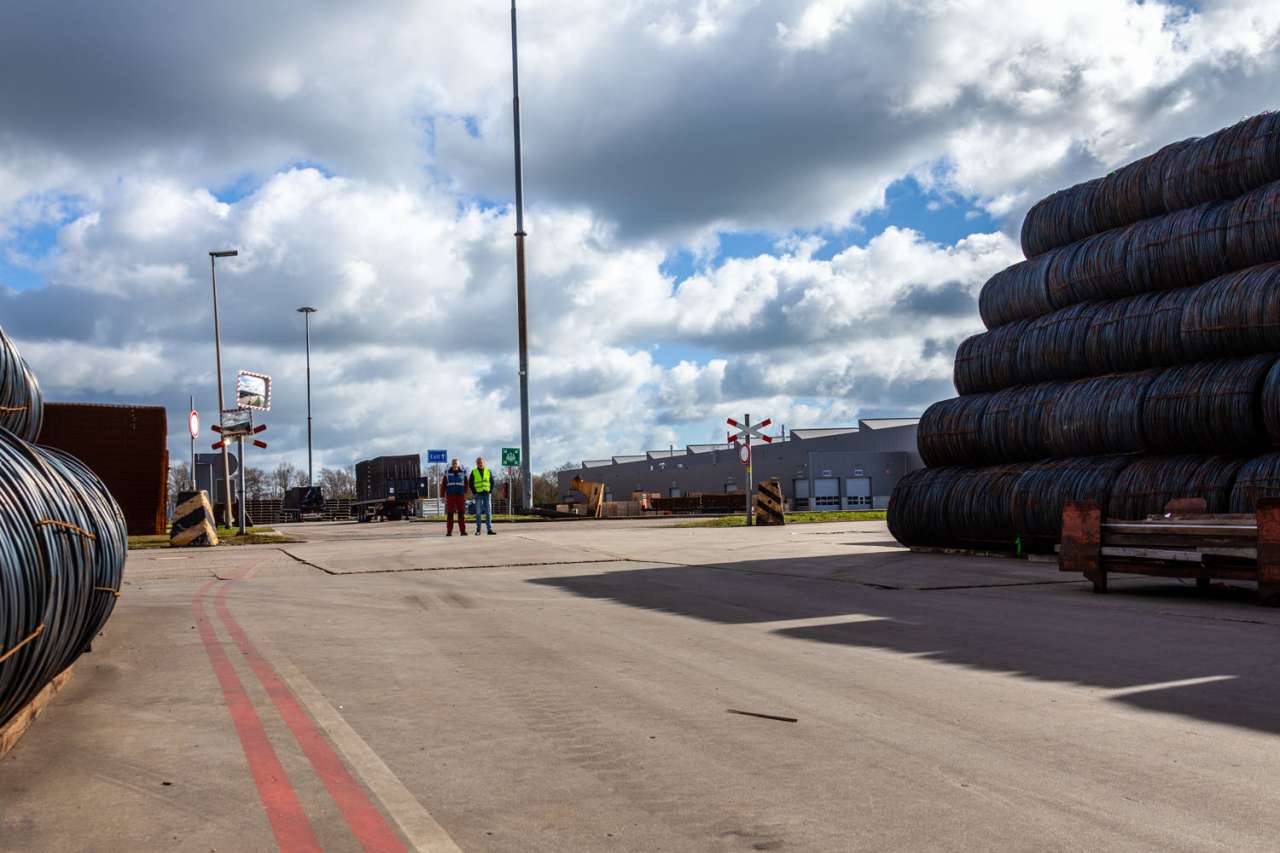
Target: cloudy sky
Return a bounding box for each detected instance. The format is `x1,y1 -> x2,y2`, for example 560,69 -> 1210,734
3,0 -> 1280,473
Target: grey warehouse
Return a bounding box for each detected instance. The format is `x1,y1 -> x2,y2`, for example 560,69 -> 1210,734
557,419 -> 922,510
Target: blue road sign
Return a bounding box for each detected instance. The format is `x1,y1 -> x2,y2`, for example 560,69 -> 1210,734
427,449 -> 448,464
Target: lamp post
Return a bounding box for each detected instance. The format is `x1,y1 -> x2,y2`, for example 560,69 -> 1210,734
296,306 -> 317,486
510,0 -> 533,512
209,249 -> 238,529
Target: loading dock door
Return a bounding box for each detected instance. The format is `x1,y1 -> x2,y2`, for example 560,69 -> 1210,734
814,478 -> 840,508
844,477 -> 872,509
793,479 -> 810,510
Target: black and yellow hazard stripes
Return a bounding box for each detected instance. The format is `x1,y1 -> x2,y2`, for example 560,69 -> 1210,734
754,479 -> 785,526
170,490 -> 220,547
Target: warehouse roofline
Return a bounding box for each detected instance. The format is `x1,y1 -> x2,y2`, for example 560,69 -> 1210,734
859,417 -> 920,430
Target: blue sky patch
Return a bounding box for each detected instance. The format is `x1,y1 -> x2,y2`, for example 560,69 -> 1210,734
0,219 -> 62,291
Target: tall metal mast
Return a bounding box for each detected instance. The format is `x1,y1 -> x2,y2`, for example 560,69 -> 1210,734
510,0 -> 533,511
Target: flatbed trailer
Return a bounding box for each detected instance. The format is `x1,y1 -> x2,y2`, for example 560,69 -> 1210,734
350,494 -> 418,522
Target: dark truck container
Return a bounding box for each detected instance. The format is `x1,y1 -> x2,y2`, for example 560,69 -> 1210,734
281,486 -> 326,522
352,454 -> 425,521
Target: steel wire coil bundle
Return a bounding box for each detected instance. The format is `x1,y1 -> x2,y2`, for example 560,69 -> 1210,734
1108,455 -> 1245,520
1047,227 -> 1134,308
978,258 -> 1052,329
1014,302 -> 1099,384
1042,371 -> 1155,458
0,326 -> 43,442
1105,138 -> 1199,230
0,427 -> 126,727
1229,453 -> 1280,513
984,180 -> 1280,330
1141,355 -> 1276,454
886,464 -> 1029,549
1084,288 -> 1190,376
1181,263 -> 1280,360
1162,113 -> 1280,211
939,463 -> 1030,548
953,319 -> 1030,395
1010,455 -> 1133,544
1020,113 -> 1280,258
917,396 -> 990,467
1019,139 -> 1194,259
1124,200 -> 1232,294
886,467 -> 963,547
976,382 -> 1064,463
1225,181 -> 1280,270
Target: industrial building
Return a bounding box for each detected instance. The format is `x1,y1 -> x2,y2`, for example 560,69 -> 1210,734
558,418 -> 921,510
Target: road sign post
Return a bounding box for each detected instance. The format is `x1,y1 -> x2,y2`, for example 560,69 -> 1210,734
727,414 -> 773,527
188,397 -> 198,490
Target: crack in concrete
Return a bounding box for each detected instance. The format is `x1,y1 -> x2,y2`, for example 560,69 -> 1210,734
275,547 -> 642,576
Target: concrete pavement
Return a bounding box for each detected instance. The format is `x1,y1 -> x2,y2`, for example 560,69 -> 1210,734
3,519 -> 1279,851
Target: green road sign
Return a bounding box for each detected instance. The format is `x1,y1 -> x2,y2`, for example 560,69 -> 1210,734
501,447 -> 520,466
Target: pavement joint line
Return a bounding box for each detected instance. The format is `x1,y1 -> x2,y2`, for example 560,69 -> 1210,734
256,642 -> 465,853
275,546 -> 646,576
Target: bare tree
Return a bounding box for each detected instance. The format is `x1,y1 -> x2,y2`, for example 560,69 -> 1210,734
534,461 -> 575,505
243,467 -> 269,499
318,466 -> 356,498
270,462 -> 305,498
167,461 -> 192,517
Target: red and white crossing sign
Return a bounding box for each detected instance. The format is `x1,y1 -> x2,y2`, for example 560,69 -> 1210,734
726,413 -> 772,526
727,416 -> 773,444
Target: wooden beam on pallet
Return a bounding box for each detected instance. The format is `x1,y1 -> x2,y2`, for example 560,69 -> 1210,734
0,664 -> 75,758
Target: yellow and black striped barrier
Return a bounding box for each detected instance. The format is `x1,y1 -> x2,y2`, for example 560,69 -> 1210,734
170,490 -> 219,547
755,479 -> 785,526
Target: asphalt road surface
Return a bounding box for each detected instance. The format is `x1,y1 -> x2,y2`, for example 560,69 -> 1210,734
3,518 -> 1279,852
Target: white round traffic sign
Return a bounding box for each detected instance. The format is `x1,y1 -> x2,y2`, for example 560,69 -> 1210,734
188,410 -> 200,439
737,442 -> 750,465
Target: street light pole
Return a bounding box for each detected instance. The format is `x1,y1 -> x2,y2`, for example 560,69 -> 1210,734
209,250 -> 238,529
510,0 -> 533,513
296,306 -> 317,486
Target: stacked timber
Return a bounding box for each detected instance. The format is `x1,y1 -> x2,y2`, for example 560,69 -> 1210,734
890,111 -> 1280,550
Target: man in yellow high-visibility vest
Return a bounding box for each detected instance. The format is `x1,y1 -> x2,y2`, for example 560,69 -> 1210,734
468,456 -> 496,535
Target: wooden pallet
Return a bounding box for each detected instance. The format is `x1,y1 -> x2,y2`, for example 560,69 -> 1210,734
1059,499 -> 1280,605
0,664 -> 75,758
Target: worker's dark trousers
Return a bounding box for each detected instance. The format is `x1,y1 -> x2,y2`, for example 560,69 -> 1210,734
445,494 -> 467,534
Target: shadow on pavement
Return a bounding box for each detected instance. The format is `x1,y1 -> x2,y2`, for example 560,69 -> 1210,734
530,553 -> 1280,736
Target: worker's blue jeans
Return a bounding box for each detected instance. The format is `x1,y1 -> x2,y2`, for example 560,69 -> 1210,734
474,492 -> 493,533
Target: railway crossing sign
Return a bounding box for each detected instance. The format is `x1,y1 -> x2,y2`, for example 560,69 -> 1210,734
501,447 -> 521,466
727,414 -> 773,526
428,449 -> 448,464
727,416 -> 773,444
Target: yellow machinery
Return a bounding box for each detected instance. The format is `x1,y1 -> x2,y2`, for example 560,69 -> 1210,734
569,476 -> 606,519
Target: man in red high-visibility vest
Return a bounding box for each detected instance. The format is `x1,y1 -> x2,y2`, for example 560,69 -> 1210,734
441,458 -> 468,536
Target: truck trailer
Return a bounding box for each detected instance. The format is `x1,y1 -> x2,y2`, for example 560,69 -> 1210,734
351,454 -> 426,521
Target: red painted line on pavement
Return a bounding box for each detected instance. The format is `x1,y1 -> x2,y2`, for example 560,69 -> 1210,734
193,579 -> 322,852
215,582 -> 407,853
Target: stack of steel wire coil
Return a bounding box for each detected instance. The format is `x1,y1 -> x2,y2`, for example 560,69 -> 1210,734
891,111 -> 1280,550
0,325 -> 125,727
